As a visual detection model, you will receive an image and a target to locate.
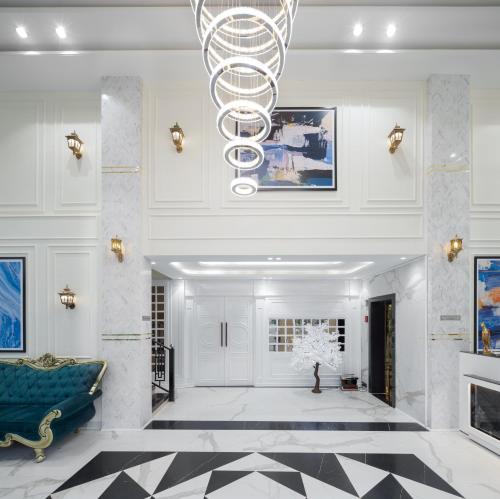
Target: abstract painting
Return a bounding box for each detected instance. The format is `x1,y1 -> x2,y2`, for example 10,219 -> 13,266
0,257 -> 26,352
237,107 -> 337,190
475,257 -> 500,353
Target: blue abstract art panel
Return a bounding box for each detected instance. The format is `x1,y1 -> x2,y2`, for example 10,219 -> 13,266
237,107 -> 337,190
0,257 -> 26,352
475,257 -> 500,353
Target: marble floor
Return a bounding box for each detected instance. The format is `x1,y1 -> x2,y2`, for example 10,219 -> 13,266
1,390 -> 500,499
153,387 -> 416,423
1,427 -> 500,498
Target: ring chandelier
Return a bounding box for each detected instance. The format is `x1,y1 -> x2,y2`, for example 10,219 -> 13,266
190,0 -> 299,197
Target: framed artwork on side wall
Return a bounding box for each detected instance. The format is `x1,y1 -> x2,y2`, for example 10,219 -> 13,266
0,257 -> 26,353
474,256 -> 500,353
237,107 -> 337,191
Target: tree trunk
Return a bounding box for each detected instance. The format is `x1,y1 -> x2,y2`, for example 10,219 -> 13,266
312,362 -> 321,393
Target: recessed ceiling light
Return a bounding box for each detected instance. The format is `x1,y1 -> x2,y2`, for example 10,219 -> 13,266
60,50 -> 79,55
400,257 -> 407,260
151,261 -> 156,265
16,26 -> 28,39
276,257 -> 282,261
386,23 -> 396,38
24,51 -> 40,56
344,49 -> 363,54
267,257 -> 273,261
353,22 -> 363,37
376,49 -> 395,54
55,25 -> 67,39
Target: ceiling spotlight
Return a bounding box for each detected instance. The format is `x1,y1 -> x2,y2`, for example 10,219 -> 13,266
386,23 -> 396,38
267,257 -> 273,261
276,257 -> 282,261
55,25 -> 67,39
151,261 -> 156,265
16,26 -> 28,39
400,257 -> 407,260
353,23 -> 363,37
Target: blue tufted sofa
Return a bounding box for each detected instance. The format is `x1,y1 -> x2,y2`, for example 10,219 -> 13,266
0,353 -> 107,462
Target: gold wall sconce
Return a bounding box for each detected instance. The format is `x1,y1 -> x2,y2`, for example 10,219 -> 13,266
388,123 -> 405,154
170,122 -> 184,153
448,235 -> 463,262
65,131 -> 84,159
111,236 -> 124,262
58,285 -> 76,309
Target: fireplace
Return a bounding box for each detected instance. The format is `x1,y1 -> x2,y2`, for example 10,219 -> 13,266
470,383 -> 500,441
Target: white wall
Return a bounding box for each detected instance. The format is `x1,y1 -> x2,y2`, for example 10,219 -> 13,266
361,257 -> 427,424
143,80 -> 425,256
0,93 -> 100,360
171,279 -> 361,388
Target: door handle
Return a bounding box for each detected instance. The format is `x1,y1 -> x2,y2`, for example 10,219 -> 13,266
225,322 -> 228,347
220,322 -> 223,347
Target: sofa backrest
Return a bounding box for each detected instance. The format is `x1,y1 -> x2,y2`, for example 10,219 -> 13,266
0,361 -> 105,405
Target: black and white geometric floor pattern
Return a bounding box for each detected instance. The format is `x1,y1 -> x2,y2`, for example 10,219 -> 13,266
49,451 -> 464,499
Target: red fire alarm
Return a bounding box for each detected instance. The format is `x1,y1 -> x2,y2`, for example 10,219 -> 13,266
364,315 -> 369,323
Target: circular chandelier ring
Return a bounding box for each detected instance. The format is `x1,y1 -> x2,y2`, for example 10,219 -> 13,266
210,56 -> 278,113
202,7 -> 285,80
224,139 -> 264,170
216,100 -> 271,142
195,0 -> 294,46
230,176 -> 259,197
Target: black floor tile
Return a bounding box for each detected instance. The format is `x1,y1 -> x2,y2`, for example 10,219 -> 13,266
261,452 -> 357,496
362,474 -> 412,498
259,471 -> 307,496
153,452 -> 250,494
145,420 -> 428,432
53,451 -> 173,493
99,471 -> 150,499
205,470 -> 253,494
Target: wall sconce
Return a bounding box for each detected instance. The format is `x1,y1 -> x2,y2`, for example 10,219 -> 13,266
65,131 -> 84,159
388,123 -> 405,154
58,285 -> 76,309
448,235 -> 463,262
111,236 -> 124,262
170,122 -> 184,153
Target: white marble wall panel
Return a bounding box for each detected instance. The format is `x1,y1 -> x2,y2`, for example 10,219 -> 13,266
101,76 -> 142,169
428,75 -> 470,170
362,258 -> 427,424
426,75 -> 471,429
100,76 -> 151,429
101,335 -> 151,429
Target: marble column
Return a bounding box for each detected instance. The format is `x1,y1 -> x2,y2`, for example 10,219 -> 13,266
426,75 -> 471,429
100,76 -> 152,429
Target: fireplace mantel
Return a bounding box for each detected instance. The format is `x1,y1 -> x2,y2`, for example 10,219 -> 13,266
459,352 -> 500,455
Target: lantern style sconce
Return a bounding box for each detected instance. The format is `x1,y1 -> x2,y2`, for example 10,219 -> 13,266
388,123 -> 405,154
58,285 -> 76,309
65,131 -> 84,159
170,122 -> 184,153
448,235 -> 463,262
111,236 -> 124,263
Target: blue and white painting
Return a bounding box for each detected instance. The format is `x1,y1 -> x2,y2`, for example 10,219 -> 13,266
0,257 -> 26,352
238,107 -> 337,190
475,257 -> 500,353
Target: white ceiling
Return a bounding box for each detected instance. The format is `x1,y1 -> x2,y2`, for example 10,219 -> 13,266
2,3 -> 500,51
150,255 -> 419,280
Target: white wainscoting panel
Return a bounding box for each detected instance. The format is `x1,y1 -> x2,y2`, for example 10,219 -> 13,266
54,97 -> 100,211
0,98 -> 43,212
471,91 -> 500,212
48,246 -> 98,358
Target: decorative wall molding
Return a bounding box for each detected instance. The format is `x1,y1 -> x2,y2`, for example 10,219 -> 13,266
0,97 -> 44,213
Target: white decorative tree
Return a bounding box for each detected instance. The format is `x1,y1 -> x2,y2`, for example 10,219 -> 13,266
291,322 -> 343,393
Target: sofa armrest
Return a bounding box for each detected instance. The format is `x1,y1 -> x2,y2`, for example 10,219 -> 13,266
46,390 -> 102,420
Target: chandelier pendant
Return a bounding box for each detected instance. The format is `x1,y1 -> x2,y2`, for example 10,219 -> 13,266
191,0 -> 299,196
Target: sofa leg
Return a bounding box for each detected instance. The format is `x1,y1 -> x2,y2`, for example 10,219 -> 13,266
34,448 -> 46,463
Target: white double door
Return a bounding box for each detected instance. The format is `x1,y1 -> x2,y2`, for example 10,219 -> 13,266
195,297 -> 253,386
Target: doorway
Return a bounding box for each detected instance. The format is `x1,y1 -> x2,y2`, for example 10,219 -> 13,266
368,294 -> 395,407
